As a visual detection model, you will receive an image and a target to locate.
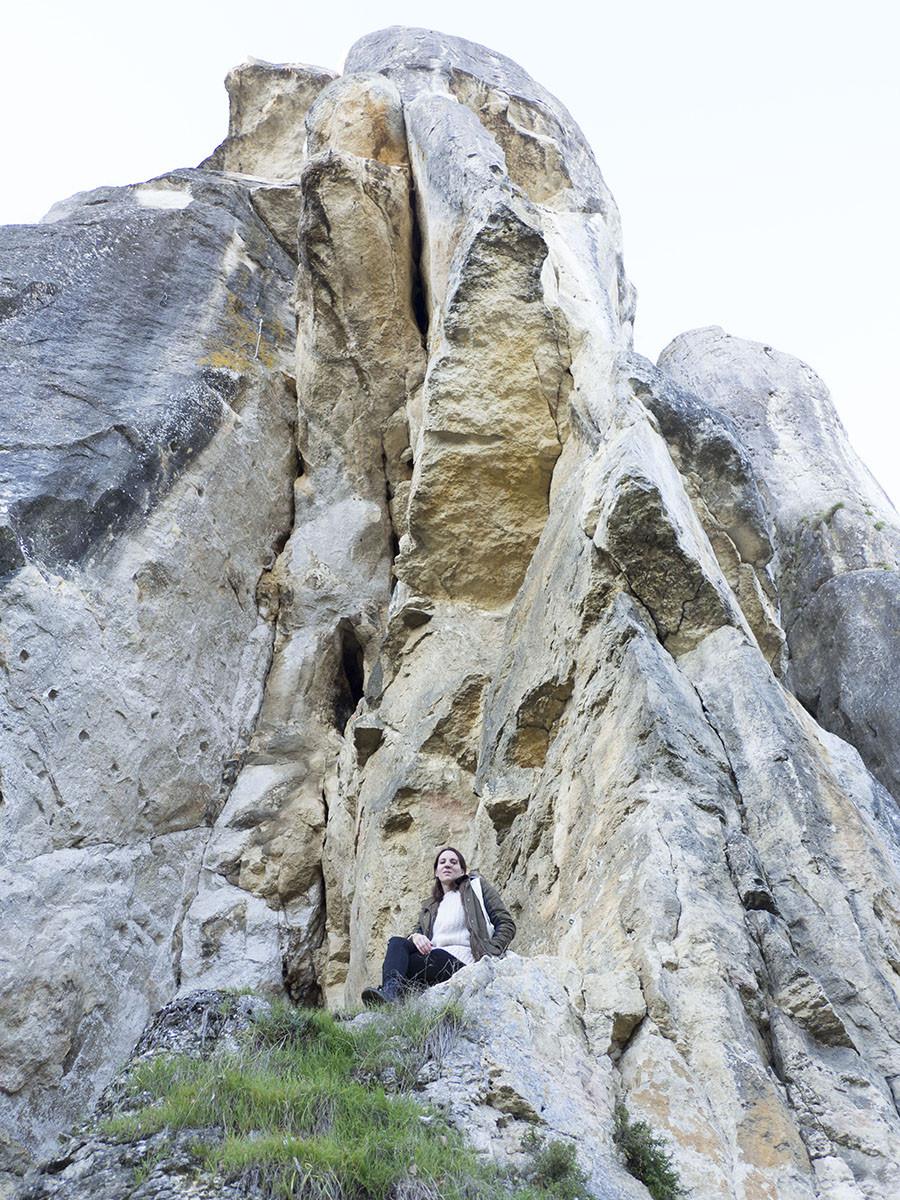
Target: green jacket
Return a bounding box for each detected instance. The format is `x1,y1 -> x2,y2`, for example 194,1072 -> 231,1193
414,873 -> 516,961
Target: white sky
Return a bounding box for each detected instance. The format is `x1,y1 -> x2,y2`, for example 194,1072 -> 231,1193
5,0 -> 898,507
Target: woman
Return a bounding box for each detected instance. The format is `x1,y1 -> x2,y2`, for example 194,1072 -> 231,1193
361,846 -> 516,1005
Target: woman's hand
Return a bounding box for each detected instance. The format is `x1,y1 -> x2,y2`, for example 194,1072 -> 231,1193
410,933 -> 432,955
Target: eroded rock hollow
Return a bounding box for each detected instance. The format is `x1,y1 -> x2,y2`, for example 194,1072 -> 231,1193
1,26 -> 898,1200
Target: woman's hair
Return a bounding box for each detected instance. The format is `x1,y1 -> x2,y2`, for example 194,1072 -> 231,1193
431,846 -> 468,902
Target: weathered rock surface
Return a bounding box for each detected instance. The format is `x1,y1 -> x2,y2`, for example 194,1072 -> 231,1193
15,971 -> 644,1200
417,956 -> 647,1200
345,28 -> 629,226
0,171 -> 298,1172
202,59 -> 336,179
3,26 -> 900,1200
620,352 -> 786,673
178,90 -> 426,1003
659,327 -> 900,803
13,991 -> 265,1200
306,73 -> 408,165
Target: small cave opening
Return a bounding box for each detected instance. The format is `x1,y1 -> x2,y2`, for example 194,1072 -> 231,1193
354,722 -> 385,768
388,537 -> 401,598
333,619 -> 365,733
380,447 -> 402,591
282,888 -> 325,1007
409,187 -> 430,343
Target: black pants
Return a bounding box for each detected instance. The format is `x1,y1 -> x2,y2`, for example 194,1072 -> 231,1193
383,936 -> 465,989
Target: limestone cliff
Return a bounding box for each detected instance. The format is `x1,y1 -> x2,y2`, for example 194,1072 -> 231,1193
1,27 -> 898,1200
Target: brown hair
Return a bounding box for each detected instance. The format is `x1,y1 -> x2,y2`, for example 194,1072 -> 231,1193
431,846 -> 468,902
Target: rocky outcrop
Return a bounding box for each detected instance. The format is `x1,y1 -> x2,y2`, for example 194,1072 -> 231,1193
202,59 -> 337,179
13,991 -> 267,1200
0,169 -> 300,1176
660,327 -> 900,803
3,26 -> 899,1200
620,352 -> 786,673
15,969 -> 644,1200
178,72 -> 426,1005
417,956 -> 648,1200
200,59 -> 337,264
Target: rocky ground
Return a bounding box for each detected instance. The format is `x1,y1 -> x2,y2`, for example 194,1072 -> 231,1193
15,965 -> 645,1200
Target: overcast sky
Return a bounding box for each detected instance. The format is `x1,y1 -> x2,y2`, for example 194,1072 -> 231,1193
5,0 -> 898,506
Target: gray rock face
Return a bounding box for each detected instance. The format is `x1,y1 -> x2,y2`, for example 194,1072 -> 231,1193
620,352 -> 785,672
346,28 -> 619,212
3,26 -> 900,1200
14,991 -> 262,1200
3,173 -> 283,572
788,568 -> 900,792
346,25 -> 635,330
0,170 -> 298,1170
417,957 -> 649,1200
659,327 -> 900,802
177,110 -> 425,1001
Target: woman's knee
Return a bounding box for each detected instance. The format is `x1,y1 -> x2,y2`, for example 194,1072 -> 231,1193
387,936 -> 410,950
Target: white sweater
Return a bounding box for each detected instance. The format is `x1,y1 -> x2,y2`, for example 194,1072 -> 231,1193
431,889 -> 474,965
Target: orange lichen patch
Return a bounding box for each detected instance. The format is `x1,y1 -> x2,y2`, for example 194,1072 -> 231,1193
626,1053 -> 725,1163
633,1093 -> 724,1164
736,1096 -> 809,1172
670,1119 -> 725,1163
199,291 -> 288,373
738,1170 -> 779,1200
627,1077 -> 671,1122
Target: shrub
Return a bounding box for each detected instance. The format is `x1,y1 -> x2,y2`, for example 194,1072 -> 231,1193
613,1104 -> 685,1200
521,1132 -> 590,1200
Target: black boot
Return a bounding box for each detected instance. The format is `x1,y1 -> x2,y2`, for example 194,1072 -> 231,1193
361,974 -> 403,1006
382,975 -> 403,1001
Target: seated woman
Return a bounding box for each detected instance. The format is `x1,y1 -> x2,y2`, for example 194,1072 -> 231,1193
362,846 -> 516,1005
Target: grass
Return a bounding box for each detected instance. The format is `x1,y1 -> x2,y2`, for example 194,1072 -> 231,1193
103,997 -> 588,1200
613,1104 -> 686,1200
818,500 -> 844,525
217,985 -> 260,1010
131,1144 -> 164,1187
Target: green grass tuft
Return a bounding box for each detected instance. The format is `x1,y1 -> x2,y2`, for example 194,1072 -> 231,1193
818,500 -> 845,525
131,1145 -> 164,1188
102,996 -> 576,1200
216,985 -> 259,1016
613,1104 -> 686,1200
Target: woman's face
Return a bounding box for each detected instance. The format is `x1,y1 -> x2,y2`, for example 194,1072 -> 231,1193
435,849 -> 464,887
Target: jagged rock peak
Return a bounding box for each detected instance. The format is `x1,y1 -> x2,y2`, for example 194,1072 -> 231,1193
202,58 -> 338,179
660,326 -> 900,800
346,28 -> 623,215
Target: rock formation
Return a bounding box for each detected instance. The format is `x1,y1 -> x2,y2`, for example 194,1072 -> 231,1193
2,27 -> 898,1200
